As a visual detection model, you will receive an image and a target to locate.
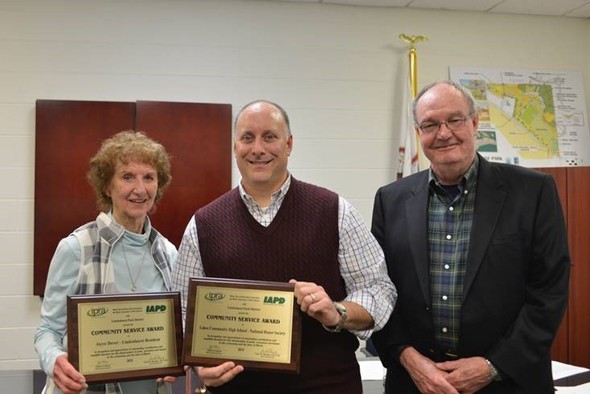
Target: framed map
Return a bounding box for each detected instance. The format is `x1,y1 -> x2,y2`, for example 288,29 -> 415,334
450,67 -> 590,168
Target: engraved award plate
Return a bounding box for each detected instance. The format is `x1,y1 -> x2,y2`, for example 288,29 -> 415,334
183,277 -> 301,373
67,292 -> 184,383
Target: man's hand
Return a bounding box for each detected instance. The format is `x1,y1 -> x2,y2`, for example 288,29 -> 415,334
437,356 -> 492,394
290,279 -> 340,327
400,347 -> 459,394
53,354 -> 87,394
156,375 -> 177,383
195,361 -> 244,387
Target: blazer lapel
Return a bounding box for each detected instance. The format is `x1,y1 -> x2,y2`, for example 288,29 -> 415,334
463,159 -> 506,297
406,173 -> 432,304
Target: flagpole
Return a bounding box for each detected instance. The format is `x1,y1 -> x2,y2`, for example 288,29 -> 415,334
399,34 -> 428,172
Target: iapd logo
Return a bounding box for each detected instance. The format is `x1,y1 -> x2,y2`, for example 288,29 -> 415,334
87,307 -> 108,317
146,304 -> 167,313
263,295 -> 286,305
205,292 -> 225,302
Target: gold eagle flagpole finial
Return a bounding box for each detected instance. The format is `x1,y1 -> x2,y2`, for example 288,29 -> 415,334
399,34 -> 427,98
399,34 -> 427,50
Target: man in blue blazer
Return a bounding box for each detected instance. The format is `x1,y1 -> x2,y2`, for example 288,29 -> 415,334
371,80 -> 570,393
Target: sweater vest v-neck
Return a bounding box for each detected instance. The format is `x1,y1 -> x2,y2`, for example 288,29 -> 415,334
196,179 -> 342,288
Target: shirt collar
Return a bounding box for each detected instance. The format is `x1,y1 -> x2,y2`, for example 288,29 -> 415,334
238,173 -> 292,208
428,155 -> 479,194
106,210 -> 151,243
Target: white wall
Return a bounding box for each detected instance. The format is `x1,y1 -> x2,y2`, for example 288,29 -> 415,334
0,0 -> 588,369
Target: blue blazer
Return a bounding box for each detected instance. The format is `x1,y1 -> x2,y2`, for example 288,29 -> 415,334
371,156 -> 570,393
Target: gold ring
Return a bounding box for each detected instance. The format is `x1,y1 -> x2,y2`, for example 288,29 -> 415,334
309,293 -> 317,302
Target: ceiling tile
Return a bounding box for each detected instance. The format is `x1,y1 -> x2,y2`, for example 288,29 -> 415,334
564,2 -> 590,17
489,0 -> 590,17
324,0 -> 412,6
232,0 -> 590,17
408,0 -> 503,12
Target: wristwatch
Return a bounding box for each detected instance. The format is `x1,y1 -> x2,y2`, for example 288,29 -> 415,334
196,386 -> 207,394
485,359 -> 501,381
323,302 -> 348,333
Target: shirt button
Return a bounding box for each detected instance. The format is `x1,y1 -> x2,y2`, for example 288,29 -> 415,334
446,234 -> 452,240
442,327 -> 448,333
449,206 -> 454,212
464,190 -> 469,195
442,295 -> 448,301
444,264 -> 450,269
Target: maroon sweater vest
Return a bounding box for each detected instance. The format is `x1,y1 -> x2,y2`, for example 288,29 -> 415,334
195,178 -> 362,393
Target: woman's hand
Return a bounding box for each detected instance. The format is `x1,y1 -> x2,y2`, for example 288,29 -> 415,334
53,354 -> 88,394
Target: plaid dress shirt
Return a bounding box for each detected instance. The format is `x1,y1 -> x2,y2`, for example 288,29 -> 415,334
428,158 -> 479,353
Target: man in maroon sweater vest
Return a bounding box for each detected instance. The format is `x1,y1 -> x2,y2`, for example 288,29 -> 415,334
172,100 -> 397,393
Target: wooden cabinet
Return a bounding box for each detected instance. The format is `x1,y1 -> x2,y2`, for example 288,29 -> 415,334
538,167 -> 590,368
34,100 -> 232,296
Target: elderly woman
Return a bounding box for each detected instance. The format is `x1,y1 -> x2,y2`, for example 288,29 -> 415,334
34,131 -> 178,394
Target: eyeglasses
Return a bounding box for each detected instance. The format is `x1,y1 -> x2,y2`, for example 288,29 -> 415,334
417,114 -> 474,134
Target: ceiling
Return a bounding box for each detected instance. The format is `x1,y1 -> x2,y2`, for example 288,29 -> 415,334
255,0 -> 590,18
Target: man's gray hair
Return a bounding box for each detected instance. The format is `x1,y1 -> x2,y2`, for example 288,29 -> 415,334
412,80 -> 476,124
